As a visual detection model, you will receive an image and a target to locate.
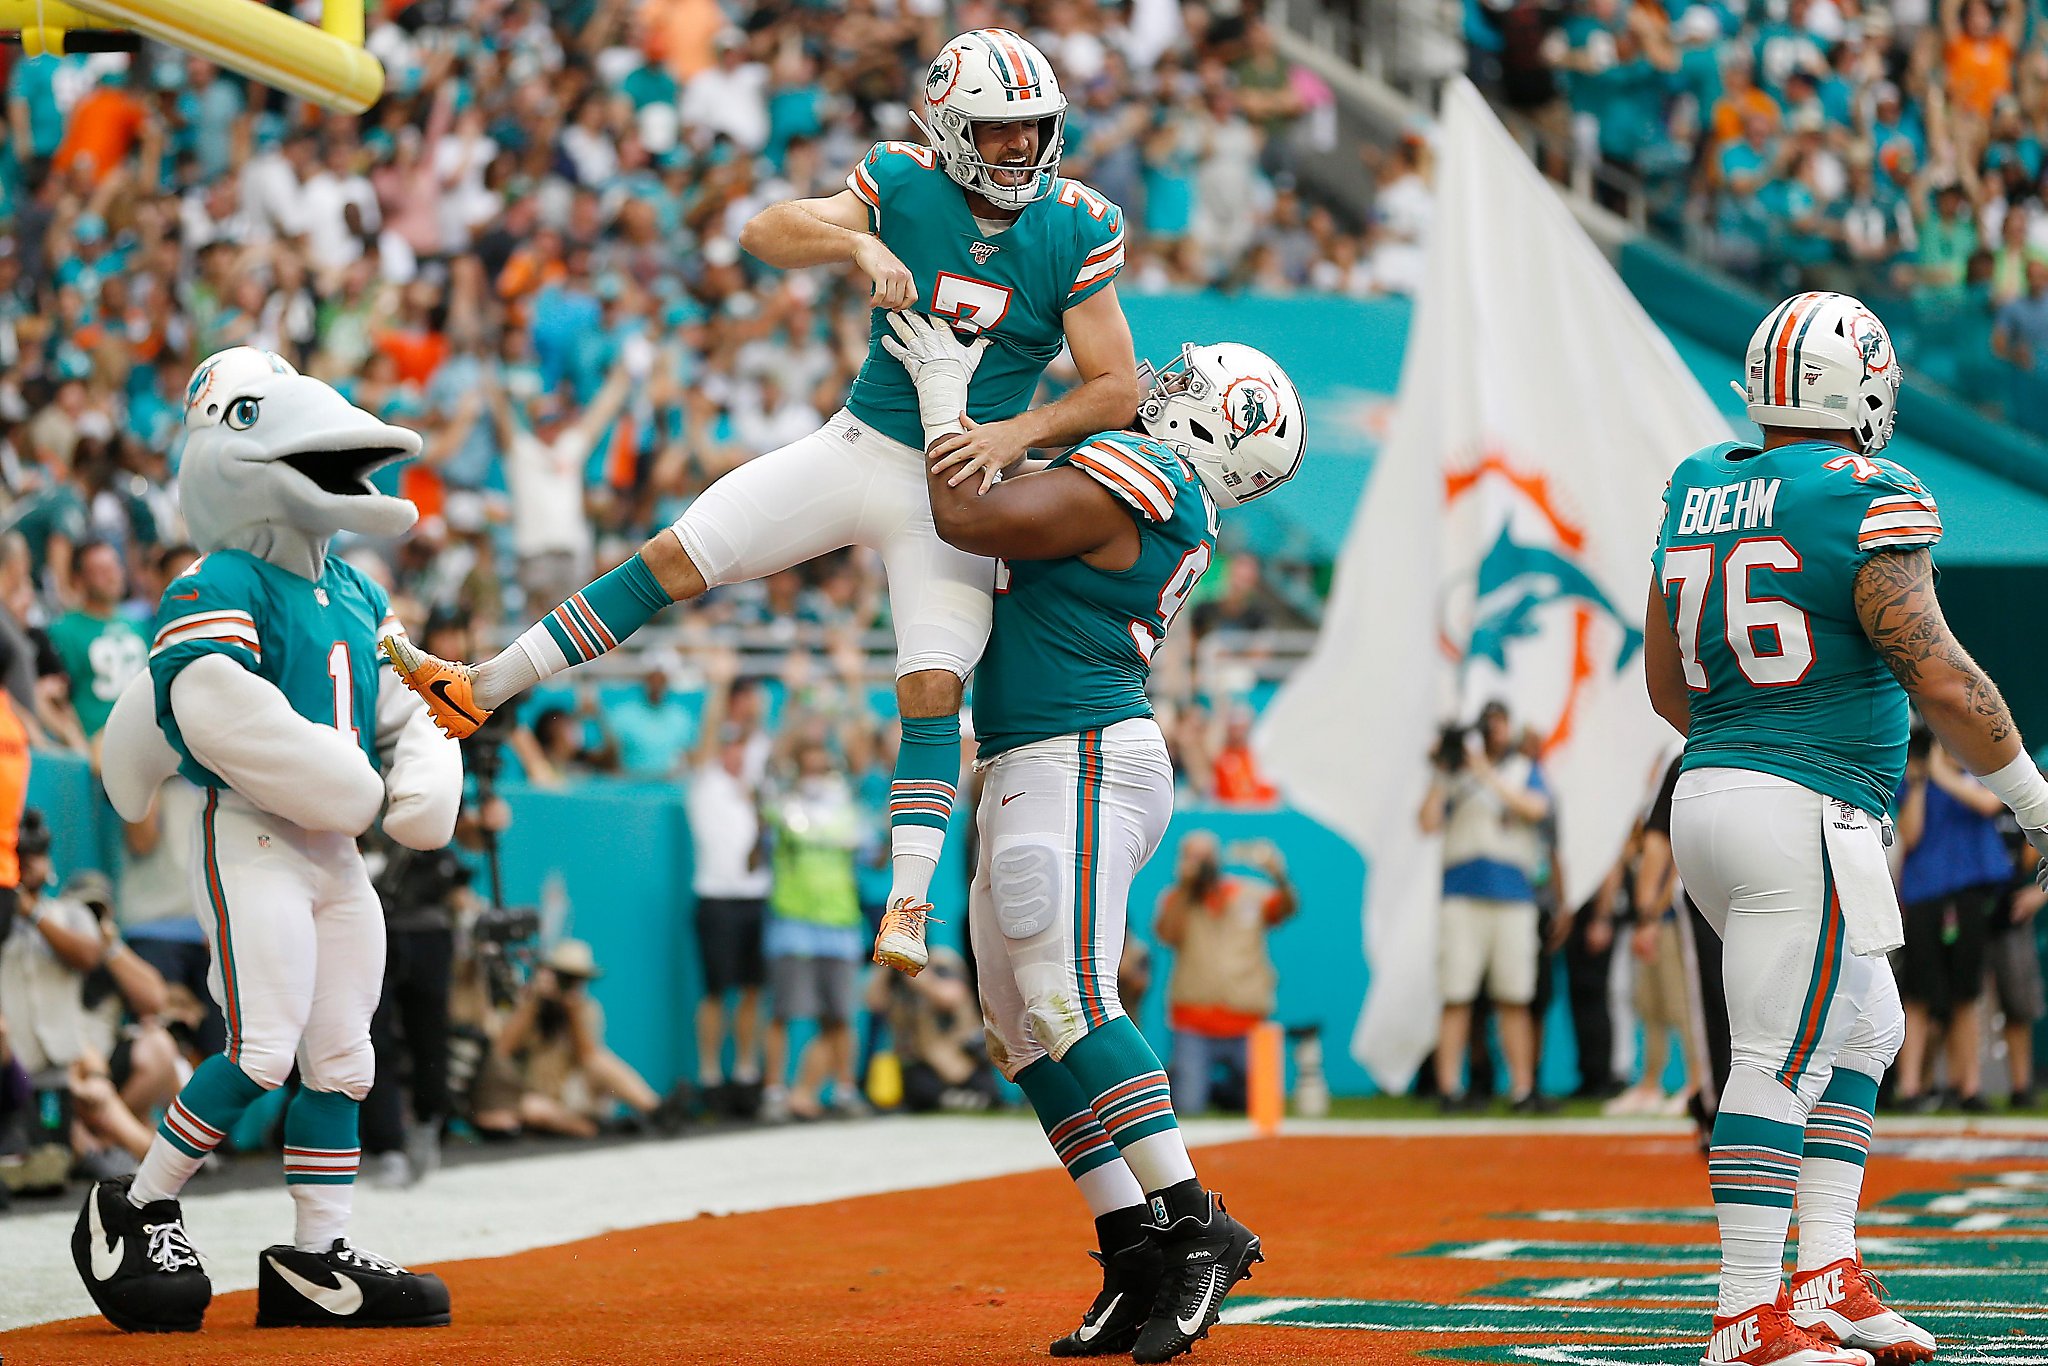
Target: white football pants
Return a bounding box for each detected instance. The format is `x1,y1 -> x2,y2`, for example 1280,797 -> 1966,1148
671,408 -> 995,680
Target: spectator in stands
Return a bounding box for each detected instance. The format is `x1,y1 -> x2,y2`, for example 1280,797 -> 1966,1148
47,539 -> 144,743
516,692 -> 622,787
1943,0 -> 2025,123
1566,838 -> 1626,1100
1610,763 -> 1694,1117
485,357 -> 636,613
1154,834 -> 1297,1114
481,939 -> 680,1139
1895,734 -> 2013,1111
1988,818 -> 2044,1109
1368,131 -> 1434,295
0,813 -> 177,1175
1419,700 -> 1552,1111
688,648 -> 771,1117
761,736 -> 867,1123
1210,705 -> 1280,806
865,945 -> 998,1113
1993,256 -> 2048,371
609,655 -> 698,780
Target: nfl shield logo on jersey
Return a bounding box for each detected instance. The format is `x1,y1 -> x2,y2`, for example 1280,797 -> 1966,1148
970,241 -> 999,264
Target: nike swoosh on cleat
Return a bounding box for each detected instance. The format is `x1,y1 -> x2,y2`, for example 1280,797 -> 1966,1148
267,1258 -> 365,1315
1073,1293 -> 1121,1343
87,1189 -> 123,1282
1177,1267 -> 1224,1336
427,678 -> 481,725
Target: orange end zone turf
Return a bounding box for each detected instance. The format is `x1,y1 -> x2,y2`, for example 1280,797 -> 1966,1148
6,1131 -> 2041,1365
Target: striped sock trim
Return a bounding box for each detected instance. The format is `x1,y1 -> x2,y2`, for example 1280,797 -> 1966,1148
159,1098 -> 228,1159
1046,1110 -> 1123,1178
1092,1071 -> 1176,1144
888,779 -> 957,826
1710,1145 -> 1803,1208
284,1146 -> 361,1185
1804,1101 -> 1874,1164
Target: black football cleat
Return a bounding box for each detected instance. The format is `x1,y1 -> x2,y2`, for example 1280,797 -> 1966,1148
255,1240 -> 451,1328
1050,1239 -> 1165,1356
1132,1193 -> 1262,1364
71,1176 -> 211,1333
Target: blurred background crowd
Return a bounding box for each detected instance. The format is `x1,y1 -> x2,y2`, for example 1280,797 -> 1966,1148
1467,0 -> 2048,433
0,0 -> 1355,1197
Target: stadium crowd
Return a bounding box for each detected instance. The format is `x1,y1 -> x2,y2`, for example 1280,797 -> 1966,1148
0,0 -> 1347,1200
1468,0 -> 2048,431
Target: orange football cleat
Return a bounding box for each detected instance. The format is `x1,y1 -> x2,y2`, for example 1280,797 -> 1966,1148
1703,1294 -> 1874,1366
381,635 -> 492,740
873,897 -> 939,976
1790,1259 -> 1936,1365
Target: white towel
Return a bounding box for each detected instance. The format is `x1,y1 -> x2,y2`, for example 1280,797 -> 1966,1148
1823,797 -> 1905,957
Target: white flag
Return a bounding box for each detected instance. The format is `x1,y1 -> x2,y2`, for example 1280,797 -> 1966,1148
1256,78 -> 1733,1093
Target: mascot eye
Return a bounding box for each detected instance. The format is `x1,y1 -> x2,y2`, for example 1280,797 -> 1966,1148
225,397 -> 260,430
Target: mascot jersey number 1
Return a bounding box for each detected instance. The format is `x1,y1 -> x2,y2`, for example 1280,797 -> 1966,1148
81,347 -> 461,1334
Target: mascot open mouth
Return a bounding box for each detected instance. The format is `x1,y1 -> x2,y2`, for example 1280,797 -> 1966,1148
277,446 -> 414,497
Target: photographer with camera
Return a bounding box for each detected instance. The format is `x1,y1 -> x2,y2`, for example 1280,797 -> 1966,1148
1418,700 -> 1553,1111
481,939 -> 681,1138
1153,832 -> 1298,1114
0,811 -> 179,1177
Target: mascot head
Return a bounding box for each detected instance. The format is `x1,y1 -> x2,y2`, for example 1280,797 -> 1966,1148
179,348 -> 422,568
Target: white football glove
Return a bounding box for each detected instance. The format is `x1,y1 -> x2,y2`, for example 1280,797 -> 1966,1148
2027,825 -> 2048,892
880,311 -> 988,448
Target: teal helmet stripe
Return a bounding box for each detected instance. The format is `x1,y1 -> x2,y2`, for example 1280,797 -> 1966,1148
1786,304 -> 1827,409
978,31 -> 1017,91
1754,294 -> 1799,400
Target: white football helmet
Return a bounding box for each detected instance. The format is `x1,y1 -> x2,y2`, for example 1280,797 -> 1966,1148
1740,291 -> 1900,454
1135,342 -> 1306,507
911,29 -> 1066,210
184,346 -> 298,429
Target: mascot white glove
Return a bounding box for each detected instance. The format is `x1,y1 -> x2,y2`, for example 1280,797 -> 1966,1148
880,311 -> 989,448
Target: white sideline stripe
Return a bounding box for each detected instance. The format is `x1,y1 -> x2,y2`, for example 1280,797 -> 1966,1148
0,1115 -> 1255,1332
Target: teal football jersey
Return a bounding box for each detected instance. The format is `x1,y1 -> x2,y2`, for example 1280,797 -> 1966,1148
843,141 -> 1125,451
973,431 -> 1216,758
1651,439 -> 1942,817
149,549 -> 391,790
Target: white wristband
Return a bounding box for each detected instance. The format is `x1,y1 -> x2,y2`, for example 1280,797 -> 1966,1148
1982,751 -> 2048,829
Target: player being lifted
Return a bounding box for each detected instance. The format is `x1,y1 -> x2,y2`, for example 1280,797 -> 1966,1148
885,312 -> 1304,1362
383,29 -> 1140,976
1647,292 -> 2048,1366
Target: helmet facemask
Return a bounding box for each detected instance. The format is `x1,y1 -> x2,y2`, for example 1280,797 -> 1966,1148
911,107 -> 1065,209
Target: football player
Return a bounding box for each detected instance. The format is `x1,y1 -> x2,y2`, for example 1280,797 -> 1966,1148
383,29 -> 1139,978
1647,292 -> 2048,1366
886,312 -> 1303,1362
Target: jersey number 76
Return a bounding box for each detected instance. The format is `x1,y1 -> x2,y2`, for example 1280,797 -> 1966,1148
1660,537 -> 1816,690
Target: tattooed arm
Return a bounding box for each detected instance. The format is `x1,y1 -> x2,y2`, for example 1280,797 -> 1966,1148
1852,548 -> 2022,774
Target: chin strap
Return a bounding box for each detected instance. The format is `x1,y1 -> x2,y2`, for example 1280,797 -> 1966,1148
217,524 -> 331,581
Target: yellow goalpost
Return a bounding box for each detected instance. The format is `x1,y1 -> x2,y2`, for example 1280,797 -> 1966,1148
0,0 -> 382,112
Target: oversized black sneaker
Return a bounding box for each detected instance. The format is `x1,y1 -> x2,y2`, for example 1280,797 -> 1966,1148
71,1176 -> 211,1333
1050,1239 -> 1165,1356
255,1239 -> 452,1328
1132,1192 -> 1262,1364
